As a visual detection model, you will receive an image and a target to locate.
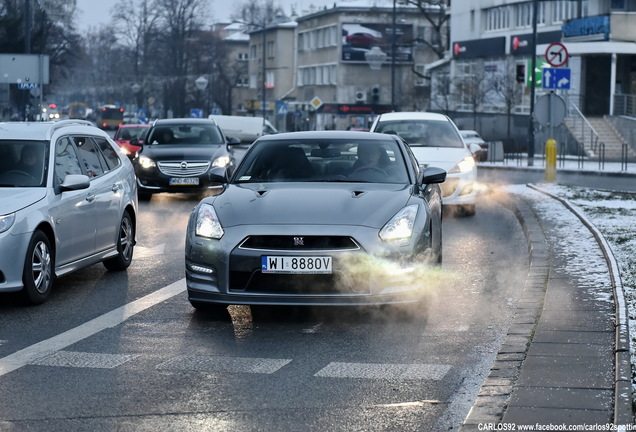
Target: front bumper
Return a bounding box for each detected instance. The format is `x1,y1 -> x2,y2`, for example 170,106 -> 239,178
185,226 -> 436,307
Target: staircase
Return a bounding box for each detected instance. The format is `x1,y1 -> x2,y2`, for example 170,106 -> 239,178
564,102 -> 636,162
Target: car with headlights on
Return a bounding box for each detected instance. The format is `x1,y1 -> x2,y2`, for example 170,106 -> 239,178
185,130 -> 446,314
459,130 -> 487,161
370,112 -> 480,216
0,120 -> 137,305
114,123 -> 150,160
133,118 -> 241,201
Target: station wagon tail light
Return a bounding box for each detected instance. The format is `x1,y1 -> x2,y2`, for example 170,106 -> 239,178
195,204 -> 224,239
379,205 -> 418,241
0,213 -> 15,234
449,156 -> 475,174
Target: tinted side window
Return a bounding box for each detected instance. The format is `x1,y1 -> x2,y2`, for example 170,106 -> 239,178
74,136 -> 107,177
94,137 -> 121,170
55,137 -> 83,184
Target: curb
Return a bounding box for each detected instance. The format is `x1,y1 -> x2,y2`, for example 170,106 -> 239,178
460,185 -> 633,430
526,184 -> 633,427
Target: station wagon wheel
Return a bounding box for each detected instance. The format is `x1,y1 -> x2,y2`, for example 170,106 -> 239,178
21,230 -> 54,305
103,211 -> 135,271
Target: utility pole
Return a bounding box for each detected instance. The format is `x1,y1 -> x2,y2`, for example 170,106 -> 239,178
527,0 -> 538,166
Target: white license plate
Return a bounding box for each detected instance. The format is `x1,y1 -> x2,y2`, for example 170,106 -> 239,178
261,256 -> 332,274
169,177 -> 199,185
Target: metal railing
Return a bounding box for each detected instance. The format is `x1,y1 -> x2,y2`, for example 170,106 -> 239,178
566,99 -> 599,156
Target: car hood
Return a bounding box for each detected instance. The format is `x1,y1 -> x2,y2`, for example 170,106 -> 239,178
138,144 -> 226,161
408,147 -> 471,171
209,183 -> 413,228
0,188 -> 46,214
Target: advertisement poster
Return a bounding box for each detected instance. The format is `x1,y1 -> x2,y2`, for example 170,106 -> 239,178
341,22 -> 413,64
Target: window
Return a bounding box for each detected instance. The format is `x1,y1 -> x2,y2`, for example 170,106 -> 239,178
250,45 -> 257,61
250,74 -> 257,89
74,137 -> 107,177
94,137 -> 121,171
237,52 -> 248,61
485,6 -> 510,31
267,40 -> 275,58
55,137 -> 82,184
552,0 -> 578,23
266,71 -> 275,89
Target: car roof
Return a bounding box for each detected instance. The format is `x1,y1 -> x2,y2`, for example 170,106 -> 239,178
119,124 -> 150,128
255,130 -> 399,142
151,118 -> 219,127
460,130 -> 480,135
376,112 -> 451,122
0,120 -> 107,141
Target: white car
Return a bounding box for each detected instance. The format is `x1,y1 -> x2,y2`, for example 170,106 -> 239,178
459,130 -> 487,161
370,112 -> 480,216
0,120 -> 138,305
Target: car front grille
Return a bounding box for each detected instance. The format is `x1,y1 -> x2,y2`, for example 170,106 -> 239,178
158,161 -> 210,176
229,271 -> 357,295
239,235 -> 359,251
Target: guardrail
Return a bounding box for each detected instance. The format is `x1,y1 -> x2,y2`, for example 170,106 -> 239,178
566,99 -> 600,156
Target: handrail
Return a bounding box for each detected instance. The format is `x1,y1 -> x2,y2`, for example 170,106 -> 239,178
567,98 -> 599,155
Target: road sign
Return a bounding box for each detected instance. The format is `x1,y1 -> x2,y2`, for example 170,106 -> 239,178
190,108 -> 203,118
542,68 -> 571,90
545,42 -> 568,67
310,96 -> 323,110
276,100 -> 288,115
526,58 -> 550,88
17,82 -> 39,90
535,92 -> 566,127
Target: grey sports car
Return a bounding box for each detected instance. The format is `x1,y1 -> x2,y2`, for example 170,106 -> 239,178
185,130 -> 446,312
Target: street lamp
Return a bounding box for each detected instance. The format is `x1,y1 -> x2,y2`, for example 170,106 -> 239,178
195,76 -> 209,117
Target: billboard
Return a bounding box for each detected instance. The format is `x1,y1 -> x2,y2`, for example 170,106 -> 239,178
341,22 -> 413,64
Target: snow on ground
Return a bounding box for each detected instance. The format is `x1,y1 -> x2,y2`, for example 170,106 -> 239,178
505,182 -> 636,396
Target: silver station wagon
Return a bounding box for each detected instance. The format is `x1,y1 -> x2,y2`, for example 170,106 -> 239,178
0,120 -> 137,305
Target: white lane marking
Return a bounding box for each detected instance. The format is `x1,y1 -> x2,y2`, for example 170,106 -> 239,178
157,355 -> 292,374
315,362 -> 452,380
31,350 -> 140,369
0,278 -> 186,377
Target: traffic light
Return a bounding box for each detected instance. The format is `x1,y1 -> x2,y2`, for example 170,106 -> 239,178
371,86 -> 380,103
516,64 -> 525,83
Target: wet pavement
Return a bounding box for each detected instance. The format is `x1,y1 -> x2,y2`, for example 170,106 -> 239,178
460,164 -> 635,431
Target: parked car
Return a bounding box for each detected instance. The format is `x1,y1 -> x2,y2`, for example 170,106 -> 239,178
114,124 -> 150,159
0,120 -> 137,305
370,112 -> 480,216
185,130 -> 446,314
132,118 -> 241,201
459,130 -> 487,161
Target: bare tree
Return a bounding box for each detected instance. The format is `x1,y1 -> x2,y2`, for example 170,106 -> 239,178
491,65 -> 523,147
457,66 -> 489,130
401,0 -> 450,60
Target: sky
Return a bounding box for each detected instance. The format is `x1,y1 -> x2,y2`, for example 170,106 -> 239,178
74,0 -> 373,31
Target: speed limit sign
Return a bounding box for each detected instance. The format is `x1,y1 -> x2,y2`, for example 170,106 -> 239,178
545,42 -> 568,67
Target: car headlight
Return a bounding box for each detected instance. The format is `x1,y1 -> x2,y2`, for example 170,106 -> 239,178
212,156 -> 230,169
448,156 -> 476,174
195,204 -> 224,239
0,213 -> 16,234
138,155 -> 156,169
379,205 -> 418,241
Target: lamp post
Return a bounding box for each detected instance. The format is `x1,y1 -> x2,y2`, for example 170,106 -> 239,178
261,20 -> 267,124
195,75 -> 209,117
391,0 -> 396,108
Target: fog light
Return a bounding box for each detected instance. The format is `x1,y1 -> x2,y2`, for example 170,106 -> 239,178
190,264 -> 214,274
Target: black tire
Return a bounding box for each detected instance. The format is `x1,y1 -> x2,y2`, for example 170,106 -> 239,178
103,211 -> 135,271
190,301 -> 229,319
21,230 -> 54,305
138,191 -> 152,201
462,204 -> 476,217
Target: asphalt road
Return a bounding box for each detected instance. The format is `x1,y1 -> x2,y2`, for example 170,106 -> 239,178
0,192 -> 528,432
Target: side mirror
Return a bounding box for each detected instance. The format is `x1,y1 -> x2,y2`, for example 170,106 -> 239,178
61,174 -> 90,191
227,136 -> 241,145
419,166 -> 446,185
129,137 -> 141,147
468,142 -> 482,156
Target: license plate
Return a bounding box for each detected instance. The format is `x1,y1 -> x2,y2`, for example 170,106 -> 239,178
169,177 -> 199,185
261,256 -> 332,274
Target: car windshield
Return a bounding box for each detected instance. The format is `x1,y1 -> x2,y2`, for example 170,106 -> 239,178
233,138 -> 410,184
117,126 -> 149,141
375,120 -> 464,148
146,125 -> 224,145
0,140 -> 49,187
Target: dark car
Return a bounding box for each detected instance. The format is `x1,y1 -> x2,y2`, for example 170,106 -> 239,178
133,118 -> 240,201
185,130 -> 446,315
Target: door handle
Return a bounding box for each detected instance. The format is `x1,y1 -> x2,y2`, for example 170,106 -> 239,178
86,193 -> 95,202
